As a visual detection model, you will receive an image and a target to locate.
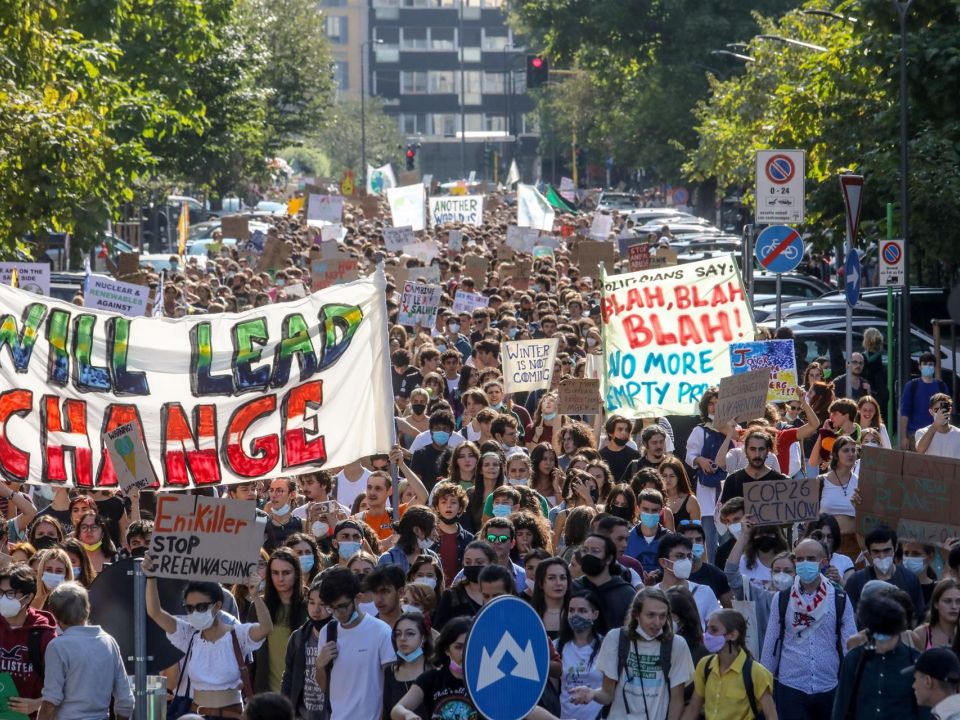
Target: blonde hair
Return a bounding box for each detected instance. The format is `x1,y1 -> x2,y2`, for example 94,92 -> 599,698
32,548 -> 73,610
863,328 -> 883,353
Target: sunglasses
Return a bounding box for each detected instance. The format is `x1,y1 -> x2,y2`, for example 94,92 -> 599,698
183,602 -> 214,614
486,534 -> 511,544
678,520 -> 702,528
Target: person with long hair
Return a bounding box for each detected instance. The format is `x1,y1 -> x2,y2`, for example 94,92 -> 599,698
406,555 -> 445,610
252,547 -> 308,694
284,533 -> 322,585
513,510 -> 554,557
464,449 -> 504,533
60,538 -> 95,587
681,609 -> 778,720
529,391 -> 567,449
26,516 -> 64,552
383,611 -> 433,720
802,361 -> 825,392
72,511 -> 117,575
802,514 -> 855,583
281,579 -> 332,720
443,441 -> 480,491
552,469 -> 599,551
378,506 -> 440,573
30,548 -> 72,611
390,617 -> 469,720
529,442 -> 563,506
914,578 -> 960,649
557,589 -> 604,720
432,540 -> 495,627
856,394 -> 892,448
561,507 -> 597,561
585,460 -> 614,508
605,484 -> 638,524
558,422 -> 599,471
533,557 -> 570,639
666,586 -> 707,667
817,434 -> 861,562
659,456 -> 701,527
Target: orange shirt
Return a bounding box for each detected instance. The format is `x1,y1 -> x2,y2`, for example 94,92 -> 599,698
359,504 -> 408,540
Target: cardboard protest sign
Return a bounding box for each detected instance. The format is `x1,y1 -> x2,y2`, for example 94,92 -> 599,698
399,170 -> 420,187
716,368 -> 770,426
151,495 -> 264,583
429,196 -> 483,227
729,340 -> 798,402
452,290 -> 489,315
310,245 -> 358,290
307,194 -> 344,224
387,183 -> 426,231
590,214 -> 614,240
463,255 -> 488,285
398,282 -> 442,327
650,248 -> 678,268
103,422 -> 157,492
0,275 -> 395,488
573,240 -> 617,274
447,230 -> 463,252
384,226 -> 415,252
402,240 -> 439,264
857,447 -> 960,545
600,256 -> 755,418
83,275 -> 149,317
220,216 -> 250,241
744,477 -> 819,526
0,263 -> 50,295
320,224 -> 346,243
629,244 -> 651,272
117,252 -> 141,278
506,225 -> 541,253
559,378 -> 602,416
497,245 -> 516,261
286,196 -> 305,215
502,338 -> 559,393
256,235 -> 291,273
502,258 -> 533,290
617,235 -> 644,256
359,196 -> 381,220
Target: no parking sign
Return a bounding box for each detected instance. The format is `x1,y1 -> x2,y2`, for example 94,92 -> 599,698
878,239 -> 904,287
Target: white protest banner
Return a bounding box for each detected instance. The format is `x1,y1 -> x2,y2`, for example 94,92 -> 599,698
0,273 -> 395,488
451,290 -> 489,315
447,230 -> 463,252
151,495 -> 265,583
402,240 -> 439,264
83,275 -> 149,317
387,183 -> 426,231
103,421 -> 157,492
429,196 -> 484,227
307,194 -> 344,224
600,255 -> 755,417
517,184 -> 555,232
0,263 -> 50,295
398,282 -> 442,327
384,226 -> 415,253
505,225 -> 541,253
590,214 -> 614,240
502,338 -> 559,393
366,163 -> 397,194
320,224 -> 346,243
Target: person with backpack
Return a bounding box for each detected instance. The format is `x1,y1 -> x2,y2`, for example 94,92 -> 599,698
685,388 -> 727,563
899,352 -> 949,451
569,587 -> 695,720
760,539 -> 856,720
680,609 -> 778,720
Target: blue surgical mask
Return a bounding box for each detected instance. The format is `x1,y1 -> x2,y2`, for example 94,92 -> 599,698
338,541 -> 361,560
640,512 -> 660,529
397,646 -> 424,663
492,504 -> 512,517
872,632 -> 894,643
902,556 -> 925,575
921,365 -> 935,378
508,327 -> 519,339
272,503 -> 290,516
543,412 -> 557,421
73,566 -> 82,579
299,555 -> 315,573
342,610 -> 359,626
796,560 -> 821,583
432,430 -> 451,446
692,543 -> 705,560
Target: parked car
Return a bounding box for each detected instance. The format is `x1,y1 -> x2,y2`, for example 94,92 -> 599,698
750,272 -> 834,302
597,192 -> 642,211
818,286 -> 952,333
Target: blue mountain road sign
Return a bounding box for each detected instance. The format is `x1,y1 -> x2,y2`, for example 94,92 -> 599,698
465,595 -> 550,720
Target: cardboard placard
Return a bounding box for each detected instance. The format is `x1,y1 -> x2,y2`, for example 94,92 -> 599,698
629,244 -> 651,272
151,495 -> 264,584
559,378 -> 602,415
716,368 -> 770,426
256,236 -> 291,274
650,248 -> 678,268
83,275 -> 149,317
102,422 -> 158,492
506,225 -> 541,253
744,477 -> 819,526
448,230 -> 463,252
398,281 -> 442,327
857,447 -> 960,545
501,338 -> 559,393
0,263 -> 51,295
384,226 -> 415,252
220,216 -> 250,241
463,255 -> 488,285
451,290 -> 489,315
497,245 -> 516,261
572,240 -> 617,274
399,171 -> 420,187
359,196 -> 381,220
117,252 -> 141,278
310,246 -> 358,290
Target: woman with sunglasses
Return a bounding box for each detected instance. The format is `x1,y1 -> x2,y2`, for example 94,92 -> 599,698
144,558 -> 272,719
71,511 -> 117,575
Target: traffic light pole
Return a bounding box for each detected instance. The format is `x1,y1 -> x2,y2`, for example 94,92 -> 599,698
458,0 -> 466,179
894,0 -> 912,401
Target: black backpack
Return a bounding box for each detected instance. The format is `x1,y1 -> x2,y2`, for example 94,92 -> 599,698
600,630 -> 673,718
703,654 -> 762,719
772,586 -> 847,678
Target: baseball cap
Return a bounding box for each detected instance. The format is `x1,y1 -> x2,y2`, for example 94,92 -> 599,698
901,647 -> 960,682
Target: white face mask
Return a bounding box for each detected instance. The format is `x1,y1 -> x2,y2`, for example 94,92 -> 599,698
42,572 -> 66,591
0,596 -> 22,618
873,556 -> 895,575
312,521 -> 330,538
417,537 -> 434,551
772,572 -> 794,591
671,558 -> 693,581
400,604 -> 421,615
412,576 -> 437,590
186,609 -> 215,631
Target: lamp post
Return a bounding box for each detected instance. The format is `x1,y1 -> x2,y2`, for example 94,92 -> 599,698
501,44 -> 514,178
708,49 -> 756,63
894,0 -> 913,401
360,39 -> 383,190
755,34 -> 828,52
458,0 -> 466,179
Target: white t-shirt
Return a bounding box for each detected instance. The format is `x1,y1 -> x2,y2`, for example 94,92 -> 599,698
915,425 -> 960,459
335,467 -> 371,510
739,555 -> 773,591
723,447 -> 781,474
831,552 -> 855,577
317,614 -> 395,720
558,639 -> 604,720
597,629 -> 693,720
167,618 -> 264,692
409,429 -> 465,453
654,581 -> 720,630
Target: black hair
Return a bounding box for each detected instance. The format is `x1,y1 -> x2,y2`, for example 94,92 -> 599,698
283,532 -> 321,584
666,586 -> 703,651
242,691 -> 294,720
319,565 -> 361,605
433,616 -> 472,668
656,533 -> 693,561
557,589 -> 602,664
125,519 -> 154,546
182,580 -> 223,605
428,410 -> 456,431
0,562 -> 36,597
265,547 -> 306,630
803,514 -> 843,555
865,524 -> 898,550
858,589 -> 908,637
365,564 -> 406,593
583,533 -> 619,574
392,611 -> 435,667
532,557 -> 570,618
478,564 -> 516,594
396,506 -> 437,555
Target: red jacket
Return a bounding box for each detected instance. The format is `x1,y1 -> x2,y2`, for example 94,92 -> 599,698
0,608 -> 58,699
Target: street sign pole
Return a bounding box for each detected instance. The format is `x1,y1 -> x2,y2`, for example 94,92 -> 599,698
841,174 -> 865,400
886,203 -> 896,436
776,274 -> 782,329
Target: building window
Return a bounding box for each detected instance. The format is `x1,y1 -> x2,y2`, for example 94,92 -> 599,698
429,71 -> 456,94
400,114 -> 425,134
460,71 -> 482,105
333,61 -> 349,91
401,71 -> 428,94
431,114 -> 458,136
464,114 -> 484,132
485,115 -> 506,132
372,0 -> 399,6
373,70 -> 400,97
431,27 -> 456,50
373,27 -> 399,47
483,72 -> 505,94
482,27 -> 509,50
401,27 -> 428,50
320,0 -> 347,6
325,15 -> 348,44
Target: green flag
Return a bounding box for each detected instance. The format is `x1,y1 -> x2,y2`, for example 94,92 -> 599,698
545,185 -> 578,214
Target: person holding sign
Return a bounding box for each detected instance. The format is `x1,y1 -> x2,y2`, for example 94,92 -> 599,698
144,557 -> 272,718
816,436 -> 861,563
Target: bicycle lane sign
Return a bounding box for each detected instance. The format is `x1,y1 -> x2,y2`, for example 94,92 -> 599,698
755,225 -> 804,274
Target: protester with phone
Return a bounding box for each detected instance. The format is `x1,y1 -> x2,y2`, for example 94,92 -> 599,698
916,393 -> 960,459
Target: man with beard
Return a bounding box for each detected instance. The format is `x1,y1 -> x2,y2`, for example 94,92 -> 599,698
599,415 -> 640,483
719,430 -> 787,504
572,533 -> 635,635
622,425 -> 669,481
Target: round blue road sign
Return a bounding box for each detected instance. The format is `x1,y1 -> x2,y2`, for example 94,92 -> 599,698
755,225 -> 804,274
465,595 -> 550,720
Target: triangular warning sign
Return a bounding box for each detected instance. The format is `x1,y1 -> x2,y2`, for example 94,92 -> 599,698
840,174 -> 864,243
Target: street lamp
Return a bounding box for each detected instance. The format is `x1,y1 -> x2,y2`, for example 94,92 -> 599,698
709,50 -> 756,63
755,34 -> 828,52
800,8 -> 857,24
360,38 -> 384,190
894,0 -> 913,400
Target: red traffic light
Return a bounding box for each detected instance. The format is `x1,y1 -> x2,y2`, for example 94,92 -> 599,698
406,150 -> 415,158
531,56 -> 544,69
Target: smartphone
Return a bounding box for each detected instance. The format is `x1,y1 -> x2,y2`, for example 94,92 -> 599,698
316,500 -> 339,515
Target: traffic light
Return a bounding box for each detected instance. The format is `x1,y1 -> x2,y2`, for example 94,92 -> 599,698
405,145 -> 416,171
526,54 -> 549,89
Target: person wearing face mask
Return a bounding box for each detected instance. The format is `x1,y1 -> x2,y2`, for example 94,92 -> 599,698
901,541 -> 938,607
383,612 -> 432,720
682,609 -> 778,720
144,560 -> 272,718
284,533 -> 323,585
654,534 -> 721,630
429,482 -> 473,587
572,534 -> 635,636
844,525 -> 927,626
625,489 -> 671,576
406,556 -> 444,609
568,587 -> 695,720
713,498 -> 746,570
556,590 -> 605,720
397,388 -> 431,446
686,388 -> 726,563
899,352 -> 950,451
378,506 -> 441,574
760,539 -> 856,720
831,590 -> 921,720
331,520 -> 366,567
262,478 -> 304,553
0,564 -> 58,717
599,415 -> 641,484
280,580 -> 331,720
316,567 -> 396,720
433,541 -> 495,627
678,520 -> 732,608
30,548 -> 73,611
483,485 -> 520,524
411,410 -> 458,491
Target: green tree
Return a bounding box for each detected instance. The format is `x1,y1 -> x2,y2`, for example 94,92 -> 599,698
311,97 -> 405,176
